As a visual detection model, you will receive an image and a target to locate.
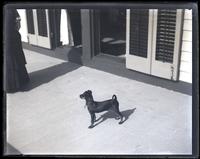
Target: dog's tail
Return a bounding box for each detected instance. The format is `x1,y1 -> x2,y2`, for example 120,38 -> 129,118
112,94 -> 117,100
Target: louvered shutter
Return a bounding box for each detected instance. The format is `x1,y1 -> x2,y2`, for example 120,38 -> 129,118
26,9 -> 35,34
155,9 -> 177,63
37,9 -> 48,37
129,9 -> 149,58
151,9 -> 183,80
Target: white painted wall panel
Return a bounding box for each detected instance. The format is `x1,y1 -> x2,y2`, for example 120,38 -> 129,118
179,71 -> 192,83
183,20 -> 192,31
181,41 -> 192,52
182,30 -> 192,41
181,51 -> 192,62
179,9 -> 192,83
184,9 -> 192,20
180,61 -> 192,73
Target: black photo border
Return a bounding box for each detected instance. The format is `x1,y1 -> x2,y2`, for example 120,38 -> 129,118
1,1 -> 199,158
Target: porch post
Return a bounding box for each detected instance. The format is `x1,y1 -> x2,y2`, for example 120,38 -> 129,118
81,9 -> 100,63
81,9 -> 92,63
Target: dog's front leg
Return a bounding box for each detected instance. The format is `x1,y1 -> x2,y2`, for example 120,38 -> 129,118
88,112 -> 95,129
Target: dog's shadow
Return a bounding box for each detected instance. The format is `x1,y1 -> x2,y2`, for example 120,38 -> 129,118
93,108 -> 136,127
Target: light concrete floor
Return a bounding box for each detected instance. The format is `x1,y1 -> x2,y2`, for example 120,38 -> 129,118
6,49 -> 192,155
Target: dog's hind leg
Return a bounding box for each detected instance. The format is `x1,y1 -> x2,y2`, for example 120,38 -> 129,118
116,111 -> 124,124
113,105 -> 124,124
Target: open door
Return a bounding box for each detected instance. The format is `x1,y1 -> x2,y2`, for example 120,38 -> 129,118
26,9 -> 51,49
151,9 -> 183,80
126,9 -> 183,81
126,9 -> 154,74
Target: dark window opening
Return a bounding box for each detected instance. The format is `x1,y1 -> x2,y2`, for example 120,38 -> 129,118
67,9 -> 82,47
99,9 -> 126,58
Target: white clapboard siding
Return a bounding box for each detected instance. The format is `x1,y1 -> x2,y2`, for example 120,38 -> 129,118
181,41 -> 192,52
184,9 -> 192,20
181,51 -> 192,62
179,9 -> 192,83
179,71 -> 192,83
183,20 -> 192,30
180,61 -> 192,73
182,30 -> 192,41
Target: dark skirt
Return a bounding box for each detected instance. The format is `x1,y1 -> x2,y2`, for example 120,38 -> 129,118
4,32 -> 30,93
5,57 -> 30,93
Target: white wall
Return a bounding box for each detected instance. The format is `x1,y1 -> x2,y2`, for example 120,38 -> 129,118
17,9 -> 28,42
179,9 -> 192,83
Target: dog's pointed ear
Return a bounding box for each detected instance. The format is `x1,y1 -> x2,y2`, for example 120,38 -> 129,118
88,90 -> 92,94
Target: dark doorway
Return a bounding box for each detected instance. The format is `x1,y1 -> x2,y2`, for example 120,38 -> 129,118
100,9 -> 126,58
67,9 -> 82,47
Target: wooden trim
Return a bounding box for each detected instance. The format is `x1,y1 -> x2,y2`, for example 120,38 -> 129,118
126,9 -> 153,74
125,9 -> 130,56
148,9 -> 154,74
173,9 -> 184,81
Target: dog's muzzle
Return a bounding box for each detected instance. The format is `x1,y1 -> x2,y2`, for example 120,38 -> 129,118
80,94 -> 86,108
80,94 -> 84,99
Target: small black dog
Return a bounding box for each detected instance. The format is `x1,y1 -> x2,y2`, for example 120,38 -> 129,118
80,90 -> 124,128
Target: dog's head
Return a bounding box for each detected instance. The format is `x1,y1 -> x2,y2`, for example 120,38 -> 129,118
80,90 -> 93,100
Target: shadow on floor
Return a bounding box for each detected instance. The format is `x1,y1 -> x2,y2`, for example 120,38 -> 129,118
93,108 -> 136,128
60,45 -> 83,65
20,62 -> 81,91
67,46 -> 82,65
5,143 -> 22,155
23,42 -> 83,65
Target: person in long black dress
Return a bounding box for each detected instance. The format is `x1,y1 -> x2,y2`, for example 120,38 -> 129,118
4,9 -> 29,93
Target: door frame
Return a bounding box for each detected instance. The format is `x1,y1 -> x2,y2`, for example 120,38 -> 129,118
126,9 -> 154,74
151,9 -> 184,80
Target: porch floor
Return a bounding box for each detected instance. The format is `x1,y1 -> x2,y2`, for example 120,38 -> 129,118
6,49 -> 192,155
